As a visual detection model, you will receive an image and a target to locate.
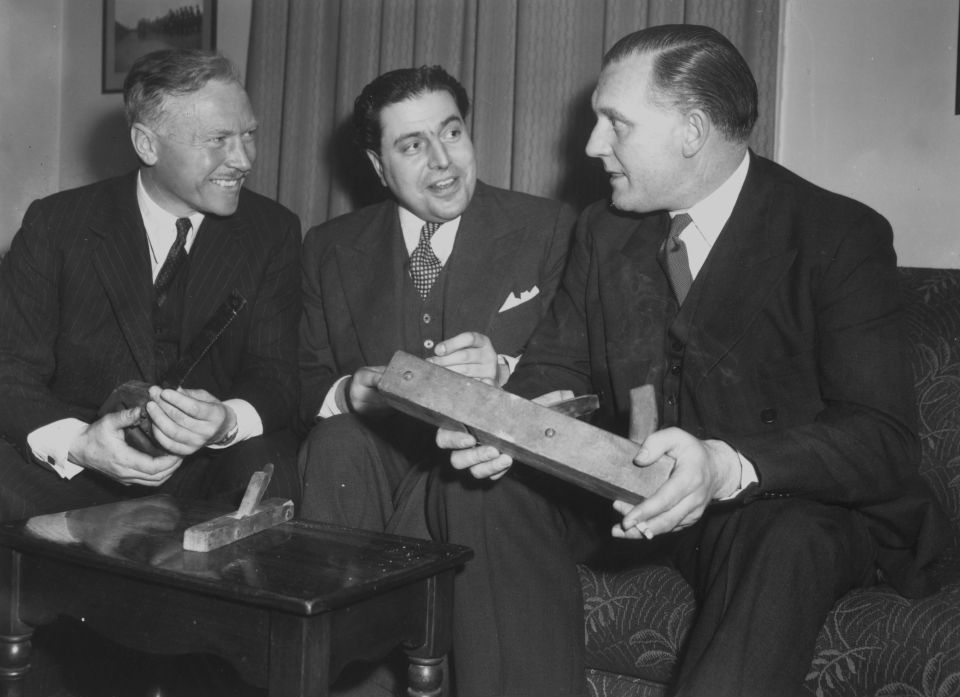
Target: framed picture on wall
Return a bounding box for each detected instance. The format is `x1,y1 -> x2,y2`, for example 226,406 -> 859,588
102,0 -> 217,93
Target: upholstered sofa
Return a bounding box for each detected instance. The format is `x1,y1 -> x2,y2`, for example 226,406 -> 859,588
581,266 -> 960,697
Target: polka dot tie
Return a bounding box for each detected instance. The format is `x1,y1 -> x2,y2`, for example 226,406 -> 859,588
409,221 -> 443,299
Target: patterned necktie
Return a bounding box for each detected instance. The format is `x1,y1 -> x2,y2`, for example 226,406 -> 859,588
409,221 -> 443,299
664,213 -> 693,305
155,217 -> 191,307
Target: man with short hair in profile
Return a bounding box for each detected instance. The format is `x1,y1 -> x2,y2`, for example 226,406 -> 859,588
435,24 -> 946,697
0,48 -> 302,521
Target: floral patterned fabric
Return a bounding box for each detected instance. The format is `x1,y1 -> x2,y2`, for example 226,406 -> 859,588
582,267 -> 960,697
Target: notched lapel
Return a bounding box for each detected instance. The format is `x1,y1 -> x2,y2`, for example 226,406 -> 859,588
183,215 -> 248,337
90,180 -> 155,381
443,188 -> 523,335
336,206 -> 405,362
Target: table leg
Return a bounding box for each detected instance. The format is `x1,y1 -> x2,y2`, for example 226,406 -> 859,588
269,611 -> 330,697
403,570 -> 455,697
0,550 -> 31,697
407,656 -> 443,697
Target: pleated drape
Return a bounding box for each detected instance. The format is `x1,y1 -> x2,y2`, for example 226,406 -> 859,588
245,0 -> 779,231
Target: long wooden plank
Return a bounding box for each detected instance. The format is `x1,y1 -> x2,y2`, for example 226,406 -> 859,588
377,351 -> 669,504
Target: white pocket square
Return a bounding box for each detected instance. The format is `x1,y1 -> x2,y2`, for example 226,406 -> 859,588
499,286 -> 540,312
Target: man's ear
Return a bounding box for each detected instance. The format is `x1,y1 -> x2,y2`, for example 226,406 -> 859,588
365,149 -> 387,187
131,123 -> 159,166
681,109 -> 709,158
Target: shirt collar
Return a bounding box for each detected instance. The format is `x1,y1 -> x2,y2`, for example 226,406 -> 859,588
672,150 -> 750,247
136,171 -> 204,259
397,205 -> 461,265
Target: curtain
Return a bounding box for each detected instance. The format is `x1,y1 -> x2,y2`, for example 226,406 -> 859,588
245,0 -> 780,231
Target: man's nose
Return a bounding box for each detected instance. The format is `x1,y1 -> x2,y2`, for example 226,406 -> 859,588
585,121 -> 610,159
427,139 -> 451,169
226,136 -> 255,171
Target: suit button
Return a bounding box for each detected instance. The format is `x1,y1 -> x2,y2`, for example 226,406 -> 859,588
665,395 -> 676,406
670,361 -> 681,374
760,408 -> 777,424
422,313 -> 432,324
424,339 -> 435,350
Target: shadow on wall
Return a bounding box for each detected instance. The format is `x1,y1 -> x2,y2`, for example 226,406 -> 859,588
84,108 -> 140,182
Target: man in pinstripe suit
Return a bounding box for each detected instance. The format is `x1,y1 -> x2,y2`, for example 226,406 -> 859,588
0,49 -> 302,521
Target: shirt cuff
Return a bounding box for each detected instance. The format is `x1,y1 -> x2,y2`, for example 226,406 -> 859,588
206,398 -> 262,449
497,354 -> 521,386
317,376 -> 351,419
27,418 -> 87,480
718,450 -> 759,500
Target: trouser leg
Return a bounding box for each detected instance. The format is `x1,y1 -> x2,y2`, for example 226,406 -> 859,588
426,467 -> 610,697
671,499 -> 877,697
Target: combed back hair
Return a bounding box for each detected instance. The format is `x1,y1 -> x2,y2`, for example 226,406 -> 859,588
603,24 -> 758,142
123,48 -> 241,130
353,65 -> 471,154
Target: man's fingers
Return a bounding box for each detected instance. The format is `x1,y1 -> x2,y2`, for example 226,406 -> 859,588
436,427 -> 476,449
532,390 -> 575,407
434,331 -> 490,356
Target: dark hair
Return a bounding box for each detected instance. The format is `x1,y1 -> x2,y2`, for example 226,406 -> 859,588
603,24 -> 757,142
123,48 -> 241,129
353,65 -> 470,154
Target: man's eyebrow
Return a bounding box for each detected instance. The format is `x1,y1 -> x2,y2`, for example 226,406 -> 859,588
391,115 -> 464,147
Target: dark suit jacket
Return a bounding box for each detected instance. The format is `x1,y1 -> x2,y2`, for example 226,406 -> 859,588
299,181 -> 576,425
507,153 -> 947,597
0,172 -> 302,454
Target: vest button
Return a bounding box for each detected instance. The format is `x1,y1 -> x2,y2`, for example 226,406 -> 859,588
665,395 -> 676,406
423,339 -> 435,350
670,361 -> 681,374
760,408 -> 777,424
422,313 -> 432,324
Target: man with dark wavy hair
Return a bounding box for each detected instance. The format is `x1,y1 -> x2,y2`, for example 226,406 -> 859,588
0,48 -> 301,520
297,65 -> 575,533
436,24 -> 945,697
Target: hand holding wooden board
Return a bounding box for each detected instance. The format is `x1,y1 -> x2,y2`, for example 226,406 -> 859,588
377,351 -> 669,505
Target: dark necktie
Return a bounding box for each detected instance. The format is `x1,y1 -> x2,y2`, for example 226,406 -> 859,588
664,213 -> 693,304
155,217 -> 191,308
409,221 -> 443,299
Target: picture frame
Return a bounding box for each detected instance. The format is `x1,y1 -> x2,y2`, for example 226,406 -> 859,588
102,0 -> 217,93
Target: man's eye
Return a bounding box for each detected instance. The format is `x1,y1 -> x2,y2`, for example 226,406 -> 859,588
402,140 -> 422,154
442,127 -> 461,141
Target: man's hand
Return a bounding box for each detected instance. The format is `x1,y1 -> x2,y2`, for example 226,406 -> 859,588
435,389 -> 575,481
346,366 -> 389,416
144,386 -> 236,455
611,427 -> 741,540
429,332 -> 499,383
68,407 -> 183,486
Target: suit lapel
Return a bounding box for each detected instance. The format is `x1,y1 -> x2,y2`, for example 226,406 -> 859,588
684,155 -> 797,384
182,212 -> 248,345
336,202 -> 406,361
90,174 -> 155,381
443,183 -> 523,335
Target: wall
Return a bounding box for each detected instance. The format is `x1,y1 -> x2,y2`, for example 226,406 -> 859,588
0,0 -> 252,252
3,1 -> 960,268
0,1 -> 62,252
778,0 -> 960,268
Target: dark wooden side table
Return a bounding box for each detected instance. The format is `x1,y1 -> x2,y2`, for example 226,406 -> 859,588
0,495 -> 471,697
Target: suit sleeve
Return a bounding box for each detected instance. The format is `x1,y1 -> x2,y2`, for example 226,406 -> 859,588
297,228 -> 342,429
506,204 -> 597,400
729,208 -> 920,507
224,208 -> 302,435
0,200 -> 93,453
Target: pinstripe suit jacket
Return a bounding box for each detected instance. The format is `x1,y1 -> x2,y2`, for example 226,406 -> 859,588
507,153 -> 947,597
0,172 -> 302,456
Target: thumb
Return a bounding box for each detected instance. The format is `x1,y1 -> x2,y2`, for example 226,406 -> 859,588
110,405 -> 147,429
